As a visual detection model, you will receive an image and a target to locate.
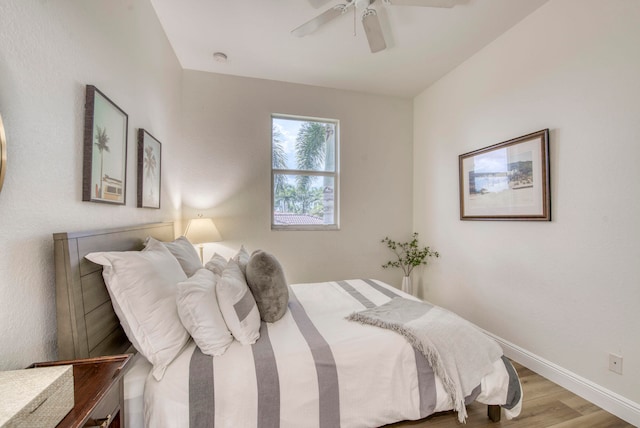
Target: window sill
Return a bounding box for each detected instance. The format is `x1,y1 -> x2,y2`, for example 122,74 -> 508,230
271,224 -> 340,231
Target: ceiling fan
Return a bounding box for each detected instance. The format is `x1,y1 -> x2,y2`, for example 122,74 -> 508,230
292,0 -> 462,53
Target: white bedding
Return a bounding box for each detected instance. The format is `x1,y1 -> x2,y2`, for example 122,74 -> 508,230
124,353 -> 152,428
144,279 -> 521,427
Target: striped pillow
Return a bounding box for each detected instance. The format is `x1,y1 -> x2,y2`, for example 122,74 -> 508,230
216,259 -> 261,345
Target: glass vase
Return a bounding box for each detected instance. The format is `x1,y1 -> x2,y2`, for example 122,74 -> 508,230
401,276 -> 412,295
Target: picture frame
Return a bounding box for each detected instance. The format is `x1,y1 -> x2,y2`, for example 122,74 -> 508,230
459,129 -> 550,221
82,85 -> 128,204
137,129 -> 162,209
0,113 -> 6,193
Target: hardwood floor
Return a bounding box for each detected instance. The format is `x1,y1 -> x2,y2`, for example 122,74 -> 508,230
384,362 -> 634,428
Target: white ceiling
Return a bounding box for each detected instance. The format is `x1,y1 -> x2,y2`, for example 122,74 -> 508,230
149,0 -> 548,98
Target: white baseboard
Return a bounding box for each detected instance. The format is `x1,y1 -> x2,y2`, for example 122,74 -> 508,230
484,331 -> 640,427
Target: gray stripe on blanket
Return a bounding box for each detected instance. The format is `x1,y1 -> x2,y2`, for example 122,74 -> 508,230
501,356 -> 522,410
362,278 -> 402,299
465,384 -> 482,405
336,280 -> 436,418
336,280 -> 375,308
252,322 -> 280,428
189,346 -> 215,427
414,348 -> 437,417
288,288 -> 341,428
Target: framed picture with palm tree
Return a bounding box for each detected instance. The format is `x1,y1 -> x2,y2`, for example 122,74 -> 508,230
82,85 -> 128,204
137,129 -> 161,209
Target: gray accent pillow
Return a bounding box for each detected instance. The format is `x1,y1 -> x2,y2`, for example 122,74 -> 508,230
151,236 -> 202,277
245,250 -> 289,323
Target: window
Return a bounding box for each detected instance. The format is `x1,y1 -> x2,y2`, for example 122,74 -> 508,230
271,115 -> 339,230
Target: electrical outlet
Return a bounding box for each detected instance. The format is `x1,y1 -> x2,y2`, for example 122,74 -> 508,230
609,354 -> 623,375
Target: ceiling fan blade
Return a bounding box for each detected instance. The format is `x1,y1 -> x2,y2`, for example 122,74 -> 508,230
362,9 -> 386,53
292,4 -> 348,37
383,0 -> 459,7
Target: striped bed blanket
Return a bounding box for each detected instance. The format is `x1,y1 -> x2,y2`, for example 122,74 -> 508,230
144,279 -> 522,428
347,297 -> 504,422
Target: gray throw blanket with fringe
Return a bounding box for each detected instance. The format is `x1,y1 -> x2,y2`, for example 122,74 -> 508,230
346,297 -> 503,423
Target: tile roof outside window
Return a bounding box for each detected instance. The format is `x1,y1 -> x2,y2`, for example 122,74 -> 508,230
274,213 -> 324,225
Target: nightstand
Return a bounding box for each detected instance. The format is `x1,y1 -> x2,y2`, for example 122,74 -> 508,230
31,354 -> 132,428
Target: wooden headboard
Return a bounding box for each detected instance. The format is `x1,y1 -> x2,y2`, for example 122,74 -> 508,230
53,222 -> 175,360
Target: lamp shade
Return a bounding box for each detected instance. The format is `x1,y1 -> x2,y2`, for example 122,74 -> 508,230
184,218 -> 222,244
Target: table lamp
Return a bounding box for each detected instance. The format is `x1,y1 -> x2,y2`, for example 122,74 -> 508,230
184,216 -> 222,262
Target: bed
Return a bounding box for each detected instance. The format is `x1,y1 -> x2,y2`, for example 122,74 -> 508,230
53,222 -> 522,428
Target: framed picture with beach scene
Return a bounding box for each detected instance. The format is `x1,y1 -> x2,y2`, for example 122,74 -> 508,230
137,129 -> 161,209
459,129 -> 550,221
82,85 -> 128,205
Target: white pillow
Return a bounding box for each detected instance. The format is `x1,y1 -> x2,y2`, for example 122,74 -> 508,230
233,245 -> 250,276
216,259 -> 261,345
152,236 -> 202,277
176,269 -> 233,356
85,238 -> 189,381
204,253 -> 228,277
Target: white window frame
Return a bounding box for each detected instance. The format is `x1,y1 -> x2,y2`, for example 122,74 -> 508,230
271,114 -> 340,231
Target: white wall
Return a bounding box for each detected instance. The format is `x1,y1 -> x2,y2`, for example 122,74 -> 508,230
180,71 -> 414,286
413,0 -> 640,415
0,0 -> 183,369
9,1 -> 635,421
0,0 -> 413,370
